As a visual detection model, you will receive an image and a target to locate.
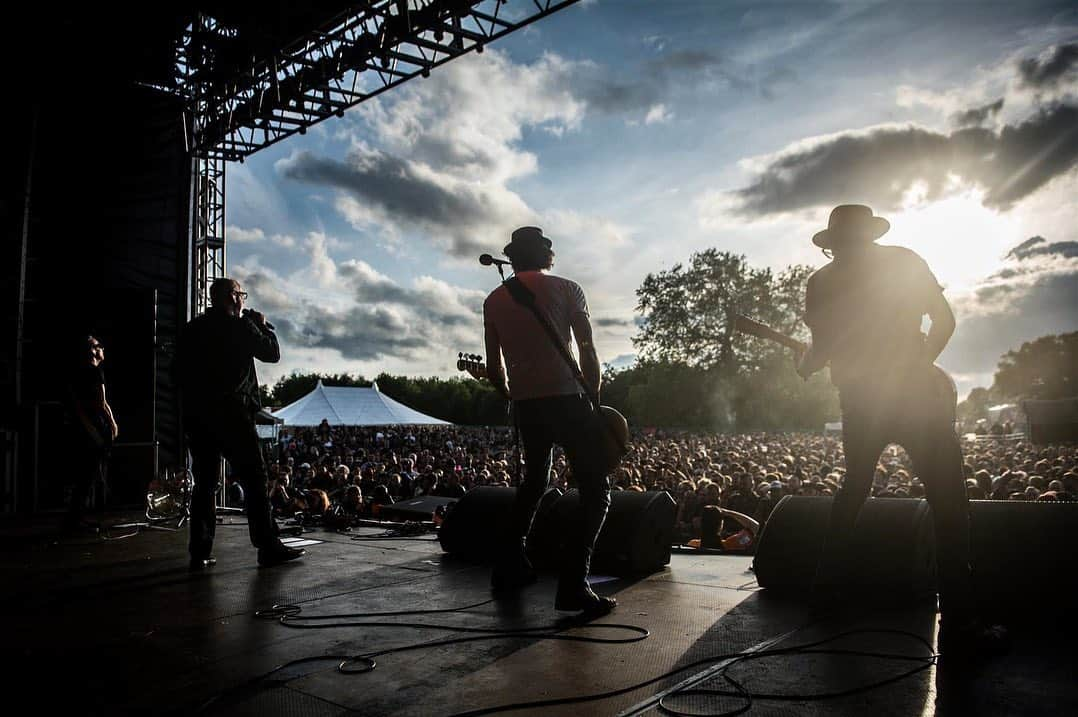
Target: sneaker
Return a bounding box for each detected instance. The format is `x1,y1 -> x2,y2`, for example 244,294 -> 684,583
189,556 -> 217,570
257,544 -> 306,567
554,585 -> 617,618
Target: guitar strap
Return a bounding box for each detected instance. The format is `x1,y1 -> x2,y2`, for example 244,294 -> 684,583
502,275 -> 600,411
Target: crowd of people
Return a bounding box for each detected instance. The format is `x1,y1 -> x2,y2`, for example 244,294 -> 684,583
248,421 -> 1076,545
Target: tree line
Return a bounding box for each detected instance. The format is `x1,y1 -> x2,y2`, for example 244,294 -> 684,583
262,250 -> 1075,430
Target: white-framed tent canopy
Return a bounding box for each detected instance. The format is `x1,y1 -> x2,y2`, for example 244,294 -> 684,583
270,380 -> 450,427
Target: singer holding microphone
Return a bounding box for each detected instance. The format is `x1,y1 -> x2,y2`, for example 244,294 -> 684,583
176,278 -> 304,569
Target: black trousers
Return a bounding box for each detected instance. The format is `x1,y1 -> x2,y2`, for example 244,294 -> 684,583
66,431 -> 108,524
819,365 -> 972,615
510,394 -> 611,587
185,401 -> 278,559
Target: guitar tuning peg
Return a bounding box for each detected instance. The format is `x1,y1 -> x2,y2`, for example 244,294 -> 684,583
458,352 -> 463,359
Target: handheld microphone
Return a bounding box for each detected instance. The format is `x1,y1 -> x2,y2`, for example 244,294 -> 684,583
479,253 -> 510,267
243,309 -> 275,331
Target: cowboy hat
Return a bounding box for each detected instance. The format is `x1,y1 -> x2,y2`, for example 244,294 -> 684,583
503,226 -> 552,256
812,205 -> 890,249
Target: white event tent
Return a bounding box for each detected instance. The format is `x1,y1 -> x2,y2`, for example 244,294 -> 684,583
270,380 -> 450,427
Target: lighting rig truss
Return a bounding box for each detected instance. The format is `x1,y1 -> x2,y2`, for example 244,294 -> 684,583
177,0 -> 582,162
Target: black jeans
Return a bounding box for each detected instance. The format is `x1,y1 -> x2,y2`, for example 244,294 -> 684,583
185,400 -> 278,558
511,394 -> 611,586
819,365 -> 972,615
66,431 -> 108,525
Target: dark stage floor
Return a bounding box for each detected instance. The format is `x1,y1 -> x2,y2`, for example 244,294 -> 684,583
3,510 -> 1074,716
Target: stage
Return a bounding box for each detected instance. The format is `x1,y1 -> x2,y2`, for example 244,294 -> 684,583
3,512 -> 1073,716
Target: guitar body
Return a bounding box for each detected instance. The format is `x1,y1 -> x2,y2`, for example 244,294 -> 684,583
458,352 -> 630,474
598,405 -> 630,473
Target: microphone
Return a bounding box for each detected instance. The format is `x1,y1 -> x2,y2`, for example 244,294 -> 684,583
479,253 -> 510,267
243,309 -> 275,331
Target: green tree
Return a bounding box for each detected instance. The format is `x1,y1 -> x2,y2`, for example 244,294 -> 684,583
992,332 -> 1078,400
957,386 -> 993,424
633,250 -> 811,375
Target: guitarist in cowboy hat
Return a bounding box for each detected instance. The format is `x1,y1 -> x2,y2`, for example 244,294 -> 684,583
797,205 -> 1004,655
483,226 -> 616,617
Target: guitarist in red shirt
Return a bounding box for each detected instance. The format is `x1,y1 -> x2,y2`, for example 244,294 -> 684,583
483,226 -> 616,618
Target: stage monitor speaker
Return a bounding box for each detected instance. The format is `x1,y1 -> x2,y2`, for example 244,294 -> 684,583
536,489 -> 676,577
753,496 -> 936,598
438,486 -> 561,562
378,495 -> 458,523
968,500 -> 1078,618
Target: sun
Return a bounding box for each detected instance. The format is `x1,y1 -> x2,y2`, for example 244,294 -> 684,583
886,187 -> 1023,293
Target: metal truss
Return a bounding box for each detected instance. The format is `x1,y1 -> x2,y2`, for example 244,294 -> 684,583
190,152 -> 226,317
177,0 -> 581,161
176,1 -> 579,313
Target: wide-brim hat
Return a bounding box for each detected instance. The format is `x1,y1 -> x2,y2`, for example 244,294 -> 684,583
812,205 -> 890,249
503,226 -> 552,256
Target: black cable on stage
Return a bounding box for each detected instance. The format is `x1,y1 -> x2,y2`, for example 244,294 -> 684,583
195,597 -> 648,714
443,628 -> 936,717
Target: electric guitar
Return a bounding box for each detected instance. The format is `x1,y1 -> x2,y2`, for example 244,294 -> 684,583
733,315 -> 807,355
732,316 -> 958,405
456,352 -> 630,471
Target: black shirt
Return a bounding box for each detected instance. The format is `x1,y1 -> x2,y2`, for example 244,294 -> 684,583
805,245 -> 942,391
177,307 -> 279,415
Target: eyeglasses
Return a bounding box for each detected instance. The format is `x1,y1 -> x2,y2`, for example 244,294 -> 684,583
232,290 -> 249,299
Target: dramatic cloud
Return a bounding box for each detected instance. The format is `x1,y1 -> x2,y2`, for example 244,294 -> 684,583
232,238 -> 486,367
732,103 -> 1078,215
951,98 -> 1004,128
278,148 -> 532,257
943,237 -> 1078,389
574,47 -> 792,114
1018,42 -> 1078,90
276,49 -> 593,257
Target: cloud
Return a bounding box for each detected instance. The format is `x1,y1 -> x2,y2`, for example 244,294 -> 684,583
943,237 -> 1078,389
951,98 -> 1004,128
594,317 -> 635,328
1018,42 -> 1078,90
605,353 -> 637,370
572,47 -> 792,118
278,147 -> 532,258
228,226 -> 266,243
232,233 -> 487,367
276,49 -> 597,258
645,104 -> 673,125
731,103 -> 1078,216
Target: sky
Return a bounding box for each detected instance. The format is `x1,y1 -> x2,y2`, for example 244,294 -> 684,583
226,0 -> 1078,401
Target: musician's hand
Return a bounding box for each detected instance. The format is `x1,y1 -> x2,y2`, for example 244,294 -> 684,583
245,309 -> 267,327
793,345 -> 807,369
111,423 -> 120,440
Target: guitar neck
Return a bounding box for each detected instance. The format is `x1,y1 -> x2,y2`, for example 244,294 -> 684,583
733,315 -> 807,353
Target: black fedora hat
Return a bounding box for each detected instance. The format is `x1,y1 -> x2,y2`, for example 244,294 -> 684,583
503,226 -> 552,256
812,205 -> 890,249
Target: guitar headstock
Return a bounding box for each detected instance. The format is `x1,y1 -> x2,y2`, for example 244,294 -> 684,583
456,352 -> 487,381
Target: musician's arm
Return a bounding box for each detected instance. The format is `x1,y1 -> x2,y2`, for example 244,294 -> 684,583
100,384 -> 119,439
923,289 -> 955,363
797,276 -> 829,380
571,312 -> 601,400
484,319 -> 511,400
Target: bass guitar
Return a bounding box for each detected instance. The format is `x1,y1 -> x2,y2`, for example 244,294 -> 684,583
456,352 -> 630,472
